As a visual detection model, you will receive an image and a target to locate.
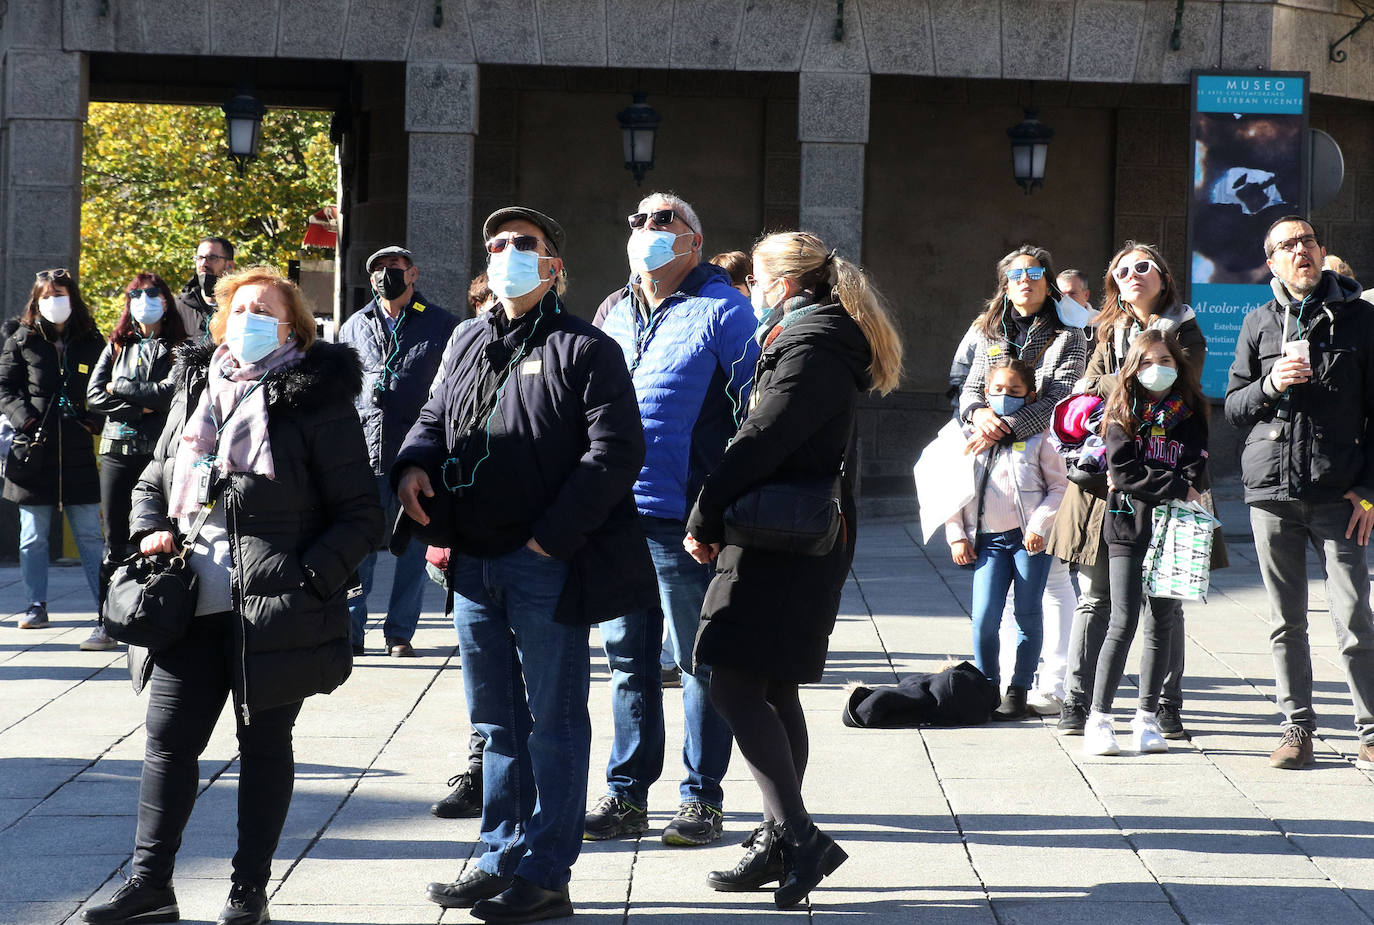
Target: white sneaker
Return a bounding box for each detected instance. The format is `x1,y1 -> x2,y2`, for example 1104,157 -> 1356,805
1084,712 -> 1119,756
1131,712 -> 1169,754
80,626 -> 118,651
1025,690 -> 1064,717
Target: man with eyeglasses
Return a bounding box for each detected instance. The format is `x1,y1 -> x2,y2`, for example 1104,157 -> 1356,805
585,192 -> 757,848
1227,214 -> 1374,773
338,245 -> 455,658
173,236 -> 236,341
401,206 -> 655,923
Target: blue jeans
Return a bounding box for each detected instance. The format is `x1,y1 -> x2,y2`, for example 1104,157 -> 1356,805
348,476 -> 428,644
970,529 -> 1049,689
597,516 -> 733,810
18,503 -> 103,609
451,545 -> 590,890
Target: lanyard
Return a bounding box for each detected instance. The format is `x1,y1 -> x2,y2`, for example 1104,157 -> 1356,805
197,369 -> 272,468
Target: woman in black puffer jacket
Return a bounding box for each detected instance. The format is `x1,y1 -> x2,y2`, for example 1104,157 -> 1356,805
685,232 -> 903,910
82,267 -> 382,925
83,272 -> 188,651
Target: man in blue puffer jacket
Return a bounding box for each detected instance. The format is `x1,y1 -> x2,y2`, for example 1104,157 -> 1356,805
338,245 -> 456,657
586,192 -> 759,846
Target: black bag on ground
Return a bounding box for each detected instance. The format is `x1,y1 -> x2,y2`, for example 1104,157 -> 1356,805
102,552 -> 198,651
722,473 -> 843,557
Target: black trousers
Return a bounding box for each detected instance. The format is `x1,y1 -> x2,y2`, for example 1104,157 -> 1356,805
99,452 -> 150,558
132,612 -> 303,889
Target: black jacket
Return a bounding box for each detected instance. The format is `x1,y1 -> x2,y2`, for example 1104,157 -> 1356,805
337,292 -> 457,475
173,279 -> 216,343
392,292 -> 657,626
86,336 -> 180,455
128,341 -> 383,718
1225,271 -> 1374,504
842,661 -> 1000,728
0,321 -> 105,506
1103,409 -> 1208,556
687,302 -> 871,683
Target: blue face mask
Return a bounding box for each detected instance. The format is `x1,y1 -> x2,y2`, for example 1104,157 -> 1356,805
627,229 -> 693,272
130,294 -> 164,325
225,311 -> 286,365
988,393 -> 1027,417
487,248 -> 549,299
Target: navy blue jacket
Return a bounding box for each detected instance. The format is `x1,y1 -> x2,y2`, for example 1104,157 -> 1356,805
338,291 -> 457,475
392,292 -> 657,626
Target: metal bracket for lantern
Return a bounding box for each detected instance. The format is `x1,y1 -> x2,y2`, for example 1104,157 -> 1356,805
1331,1 -> 1374,63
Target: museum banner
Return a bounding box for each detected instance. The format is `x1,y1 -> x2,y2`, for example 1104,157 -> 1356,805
1188,70 -> 1309,398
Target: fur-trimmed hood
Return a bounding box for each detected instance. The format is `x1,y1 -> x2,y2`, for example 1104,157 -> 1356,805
173,339 -> 364,413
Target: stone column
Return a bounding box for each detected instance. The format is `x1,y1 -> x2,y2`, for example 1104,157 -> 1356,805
405,60 -> 477,314
2,43 -> 86,309
797,72 -> 869,261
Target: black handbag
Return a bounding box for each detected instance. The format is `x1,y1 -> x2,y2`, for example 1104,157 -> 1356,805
722,472 -> 844,557
4,405 -> 54,483
102,485 -> 221,652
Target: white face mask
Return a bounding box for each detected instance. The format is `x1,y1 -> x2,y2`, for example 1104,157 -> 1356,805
627,230 -> 694,273
130,294 -> 165,325
38,295 -> 72,325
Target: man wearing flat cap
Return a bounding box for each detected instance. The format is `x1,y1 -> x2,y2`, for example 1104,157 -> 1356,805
338,245 -> 456,657
397,207 -> 656,923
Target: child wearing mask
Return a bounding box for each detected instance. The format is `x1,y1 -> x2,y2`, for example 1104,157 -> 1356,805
1087,329 -> 1208,756
946,358 -> 1068,719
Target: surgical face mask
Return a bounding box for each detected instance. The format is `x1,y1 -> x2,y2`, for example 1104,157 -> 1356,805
988,393 -> 1027,417
225,311 -> 287,365
749,283 -> 774,322
627,230 -> 693,273
370,266 -> 409,302
1136,363 -> 1178,394
198,271 -> 219,301
130,294 -> 165,325
38,295 -> 72,325
487,248 -> 550,300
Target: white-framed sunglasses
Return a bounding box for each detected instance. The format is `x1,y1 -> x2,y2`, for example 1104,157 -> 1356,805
1112,259 -> 1162,281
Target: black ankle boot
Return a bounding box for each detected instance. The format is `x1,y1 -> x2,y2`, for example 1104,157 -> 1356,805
217,881 -> 268,925
706,820 -> 785,891
773,813 -> 848,909
81,876 -> 179,923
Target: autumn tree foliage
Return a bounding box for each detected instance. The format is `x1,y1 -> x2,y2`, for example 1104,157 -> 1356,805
81,102 -> 336,330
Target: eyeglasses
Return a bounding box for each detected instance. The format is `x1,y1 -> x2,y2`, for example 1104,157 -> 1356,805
1112,259 -> 1162,281
36,268 -> 71,281
1005,267 -> 1046,282
628,209 -> 681,230
1269,234 -> 1319,256
194,252 -> 229,264
485,234 -> 545,254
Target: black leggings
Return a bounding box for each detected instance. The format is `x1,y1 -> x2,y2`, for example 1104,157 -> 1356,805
132,612 -> 302,889
99,452 -> 150,559
708,664 -> 809,823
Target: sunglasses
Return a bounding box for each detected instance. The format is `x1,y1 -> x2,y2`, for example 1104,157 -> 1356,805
1112,259 -> 1162,281
129,287 -> 159,298
485,234 -> 545,254
36,268 -> 72,281
1005,266 -> 1046,282
627,209 -> 680,230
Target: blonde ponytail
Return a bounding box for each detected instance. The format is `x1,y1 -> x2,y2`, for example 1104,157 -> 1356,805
752,232 -> 904,395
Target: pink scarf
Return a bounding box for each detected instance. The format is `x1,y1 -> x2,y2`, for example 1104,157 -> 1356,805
168,342 -> 303,518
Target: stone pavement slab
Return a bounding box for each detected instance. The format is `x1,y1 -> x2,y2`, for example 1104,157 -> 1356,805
3,504 -> 1374,924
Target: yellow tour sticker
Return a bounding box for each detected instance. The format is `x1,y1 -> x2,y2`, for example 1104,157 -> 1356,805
1012,441 -> 1026,451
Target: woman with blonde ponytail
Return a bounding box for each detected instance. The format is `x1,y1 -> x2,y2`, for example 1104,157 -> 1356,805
684,231 -> 902,909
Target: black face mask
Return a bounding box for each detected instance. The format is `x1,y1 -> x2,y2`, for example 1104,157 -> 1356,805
197,272 -> 219,300
371,266 -> 409,302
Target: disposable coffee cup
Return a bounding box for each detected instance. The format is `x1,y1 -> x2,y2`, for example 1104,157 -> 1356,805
1283,339 -> 1310,363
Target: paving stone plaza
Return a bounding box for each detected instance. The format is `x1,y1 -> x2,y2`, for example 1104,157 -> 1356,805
4,490 -> 1374,925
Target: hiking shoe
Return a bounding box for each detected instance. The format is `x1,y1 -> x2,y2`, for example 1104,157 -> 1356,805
80,625 -> 118,651
431,770 -> 482,818
1270,726 -> 1315,769
1357,741 -> 1374,771
1155,703 -> 1190,740
217,880 -> 268,925
18,603 -> 48,629
662,800 -> 724,846
992,684 -> 1028,720
1057,700 -> 1088,736
707,821 -> 784,891
1131,712 -> 1169,754
1084,711 -> 1119,756
583,794 -> 648,840
81,875 -> 178,923
1026,690 -> 1063,717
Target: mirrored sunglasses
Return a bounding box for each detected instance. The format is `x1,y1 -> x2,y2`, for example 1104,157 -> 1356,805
1005,266 -> 1046,282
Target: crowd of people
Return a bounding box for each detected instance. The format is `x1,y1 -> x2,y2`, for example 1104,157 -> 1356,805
4,201 -> 1374,925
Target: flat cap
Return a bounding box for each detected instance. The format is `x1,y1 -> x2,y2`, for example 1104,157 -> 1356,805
364,245 -> 413,273
482,207 -> 566,255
